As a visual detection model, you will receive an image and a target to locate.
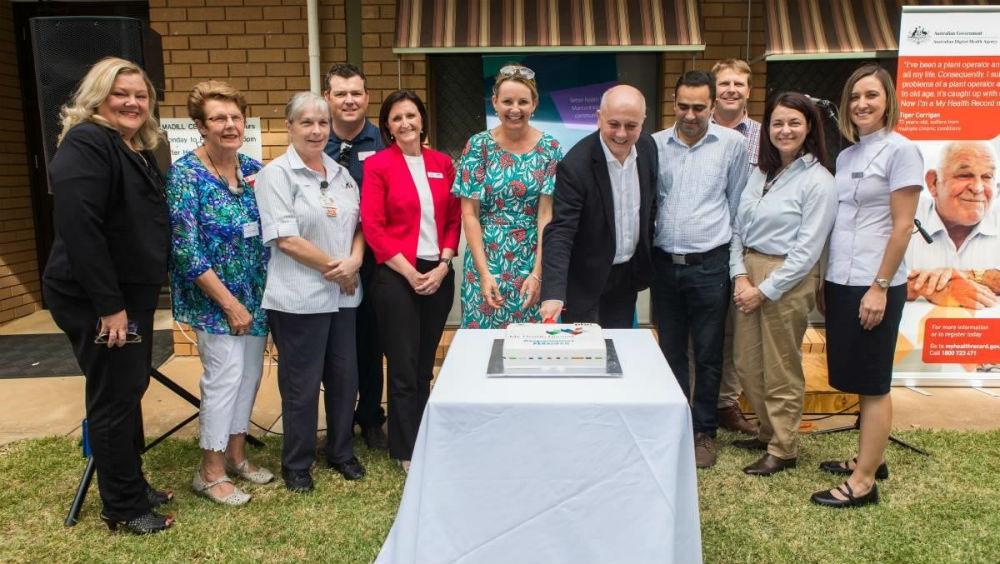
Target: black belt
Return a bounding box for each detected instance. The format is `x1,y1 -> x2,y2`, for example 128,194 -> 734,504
657,244 -> 728,266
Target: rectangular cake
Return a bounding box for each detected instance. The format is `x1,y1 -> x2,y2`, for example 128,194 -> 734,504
502,323 -> 606,374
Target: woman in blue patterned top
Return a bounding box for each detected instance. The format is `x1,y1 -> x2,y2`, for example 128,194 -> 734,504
167,81 -> 272,506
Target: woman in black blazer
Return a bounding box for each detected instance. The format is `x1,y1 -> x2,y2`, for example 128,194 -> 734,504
42,57 -> 173,534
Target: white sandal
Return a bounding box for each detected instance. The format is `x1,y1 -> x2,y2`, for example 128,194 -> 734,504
225,459 -> 275,485
192,472 -> 251,506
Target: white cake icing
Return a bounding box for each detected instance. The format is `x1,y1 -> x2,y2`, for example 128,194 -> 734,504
503,323 -> 606,373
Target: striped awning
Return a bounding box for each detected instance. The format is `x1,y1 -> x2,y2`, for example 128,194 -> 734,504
394,0 -> 704,53
765,0 -> 901,59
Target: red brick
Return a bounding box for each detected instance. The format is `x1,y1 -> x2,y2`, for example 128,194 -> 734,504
265,35 -> 303,49
263,6 -> 301,20
169,21 -> 207,35
210,50 -> 248,64
170,50 -> 208,64
207,21 -> 246,35
246,21 -> 284,34
189,36 -> 228,50
149,8 -> 187,22
248,49 -> 285,63
187,7 -> 227,20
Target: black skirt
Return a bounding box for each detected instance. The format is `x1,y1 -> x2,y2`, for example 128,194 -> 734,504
824,281 -> 907,396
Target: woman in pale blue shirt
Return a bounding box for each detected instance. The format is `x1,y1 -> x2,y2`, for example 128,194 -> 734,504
729,92 -> 837,477
811,65 -> 923,509
254,92 -> 367,492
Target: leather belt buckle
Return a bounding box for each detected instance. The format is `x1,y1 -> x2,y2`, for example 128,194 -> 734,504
670,253 -> 688,266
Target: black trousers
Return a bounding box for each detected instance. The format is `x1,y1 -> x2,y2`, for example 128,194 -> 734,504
562,260 -> 639,329
650,246 -> 731,436
354,248 -> 386,430
268,309 -> 358,470
374,261 -> 454,460
44,281 -> 155,521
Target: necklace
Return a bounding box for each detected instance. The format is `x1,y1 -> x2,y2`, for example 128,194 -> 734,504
204,148 -> 242,195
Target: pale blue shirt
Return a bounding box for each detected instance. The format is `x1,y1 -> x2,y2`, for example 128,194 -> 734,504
730,154 -> 838,301
826,129 -> 924,286
255,145 -> 362,314
653,123 -> 750,254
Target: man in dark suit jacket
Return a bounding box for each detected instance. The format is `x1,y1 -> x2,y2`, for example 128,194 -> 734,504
540,85 -> 657,328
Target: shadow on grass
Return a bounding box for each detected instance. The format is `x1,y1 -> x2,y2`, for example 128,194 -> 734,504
1,429 -> 999,563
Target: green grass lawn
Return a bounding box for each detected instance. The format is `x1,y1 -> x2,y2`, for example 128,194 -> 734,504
1,429 -> 999,563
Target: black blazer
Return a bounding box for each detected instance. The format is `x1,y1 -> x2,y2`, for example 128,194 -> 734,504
541,130 -> 658,314
43,121 -> 170,316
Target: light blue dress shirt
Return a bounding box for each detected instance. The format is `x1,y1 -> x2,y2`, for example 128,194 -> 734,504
652,123 -> 750,254
730,154 -> 838,301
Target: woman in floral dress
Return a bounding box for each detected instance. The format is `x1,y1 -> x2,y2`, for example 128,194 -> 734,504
453,65 -> 562,328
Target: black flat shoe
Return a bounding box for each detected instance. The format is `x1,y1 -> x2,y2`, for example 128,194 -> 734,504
743,453 -> 796,476
282,467 -> 314,493
146,485 -> 173,508
101,510 -> 173,534
732,438 -> 768,451
810,481 -> 879,508
329,456 -> 366,481
818,457 -> 889,480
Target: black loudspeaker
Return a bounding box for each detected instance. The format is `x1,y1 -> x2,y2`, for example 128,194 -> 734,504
29,16 -> 145,165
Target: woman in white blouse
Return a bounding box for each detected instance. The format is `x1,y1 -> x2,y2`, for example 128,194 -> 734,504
729,92 -> 837,477
811,65 -> 923,508
255,92 -> 367,492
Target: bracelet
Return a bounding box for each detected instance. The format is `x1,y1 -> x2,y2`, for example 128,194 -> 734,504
529,273 -> 541,283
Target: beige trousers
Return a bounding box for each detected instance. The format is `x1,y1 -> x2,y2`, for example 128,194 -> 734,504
732,251 -> 819,459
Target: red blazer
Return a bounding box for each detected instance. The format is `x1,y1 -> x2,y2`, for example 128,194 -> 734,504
361,143 -> 461,266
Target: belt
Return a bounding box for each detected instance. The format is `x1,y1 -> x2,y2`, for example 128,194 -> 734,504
745,247 -> 786,259
659,244 -> 728,266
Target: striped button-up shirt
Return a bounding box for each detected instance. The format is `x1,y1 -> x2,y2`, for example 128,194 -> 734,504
652,123 -> 750,254
713,113 -> 762,169
599,136 -> 640,264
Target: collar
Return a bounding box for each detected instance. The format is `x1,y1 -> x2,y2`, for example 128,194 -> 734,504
858,127 -> 889,145
330,120 -> 378,145
711,111 -> 753,133
668,122 -> 720,149
285,144 -> 342,180
598,135 -> 637,166
920,198 -> 999,240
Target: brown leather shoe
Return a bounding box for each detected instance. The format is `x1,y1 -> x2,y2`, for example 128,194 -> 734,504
694,432 -> 718,468
732,437 -> 768,451
743,453 -> 797,476
717,404 -> 756,435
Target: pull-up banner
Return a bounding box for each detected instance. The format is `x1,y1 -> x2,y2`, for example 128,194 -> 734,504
893,5 -> 1000,387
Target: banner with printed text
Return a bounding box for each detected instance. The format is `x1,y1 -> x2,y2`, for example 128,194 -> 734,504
892,6 -> 1000,387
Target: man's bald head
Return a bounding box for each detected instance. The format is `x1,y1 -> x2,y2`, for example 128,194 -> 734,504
597,85 -> 646,162
927,141 -> 996,230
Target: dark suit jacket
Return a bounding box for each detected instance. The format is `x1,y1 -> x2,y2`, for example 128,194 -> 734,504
43,121 -> 170,316
541,130 -> 658,315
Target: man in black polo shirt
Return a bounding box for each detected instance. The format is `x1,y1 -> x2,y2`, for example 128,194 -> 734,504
323,63 -> 387,449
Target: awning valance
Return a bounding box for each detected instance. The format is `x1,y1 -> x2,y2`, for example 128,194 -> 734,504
764,0 -> 901,60
394,0 -> 704,54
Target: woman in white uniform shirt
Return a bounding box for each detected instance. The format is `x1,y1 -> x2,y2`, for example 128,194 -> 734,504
729,92 -> 837,477
811,65 -> 923,508
255,92 -> 366,492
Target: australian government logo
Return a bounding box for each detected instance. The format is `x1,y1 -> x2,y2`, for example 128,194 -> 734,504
907,25 -> 930,45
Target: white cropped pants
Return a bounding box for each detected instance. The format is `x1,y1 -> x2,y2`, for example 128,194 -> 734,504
195,331 -> 267,452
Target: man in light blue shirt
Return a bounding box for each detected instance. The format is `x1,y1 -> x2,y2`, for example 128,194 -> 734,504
651,69 -> 749,468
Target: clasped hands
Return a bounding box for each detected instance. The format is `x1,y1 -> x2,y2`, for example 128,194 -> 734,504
323,256 -> 362,295
480,270 -> 541,311
404,262 -> 449,296
732,275 -> 765,314
908,268 -> 996,309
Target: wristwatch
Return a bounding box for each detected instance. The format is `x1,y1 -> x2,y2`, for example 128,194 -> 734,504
971,269 -> 985,283
439,257 -> 453,268
874,277 -> 890,290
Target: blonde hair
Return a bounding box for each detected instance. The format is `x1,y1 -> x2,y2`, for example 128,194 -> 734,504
837,64 -> 899,143
58,57 -> 160,150
711,58 -> 752,86
492,69 -> 538,103
187,80 -> 247,123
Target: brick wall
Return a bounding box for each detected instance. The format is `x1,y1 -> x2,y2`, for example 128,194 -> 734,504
0,0 -> 43,323
659,0 -> 767,129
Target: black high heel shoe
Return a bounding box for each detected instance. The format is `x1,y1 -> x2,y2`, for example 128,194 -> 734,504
101,510 -> 174,534
146,485 -> 174,508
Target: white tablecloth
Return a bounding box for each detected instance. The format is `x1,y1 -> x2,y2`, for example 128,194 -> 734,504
376,329 -> 702,564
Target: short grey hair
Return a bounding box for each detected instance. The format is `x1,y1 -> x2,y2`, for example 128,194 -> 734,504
285,91 -> 330,122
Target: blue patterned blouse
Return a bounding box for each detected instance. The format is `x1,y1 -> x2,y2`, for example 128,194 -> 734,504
167,151 -> 269,336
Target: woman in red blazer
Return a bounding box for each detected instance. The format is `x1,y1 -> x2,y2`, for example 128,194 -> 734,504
361,90 -> 461,470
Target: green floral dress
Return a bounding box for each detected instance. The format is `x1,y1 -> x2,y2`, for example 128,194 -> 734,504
452,130 -> 562,328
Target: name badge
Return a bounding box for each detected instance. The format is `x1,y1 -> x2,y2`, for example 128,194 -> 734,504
427,171 -> 444,179
358,151 -> 375,161
851,172 -> 864,179
242,222 -> 260,238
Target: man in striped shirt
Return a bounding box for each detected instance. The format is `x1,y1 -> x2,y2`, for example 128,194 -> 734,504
710,59 -> 761,436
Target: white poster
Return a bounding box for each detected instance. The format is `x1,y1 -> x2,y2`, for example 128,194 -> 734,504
159,117 -> 262,163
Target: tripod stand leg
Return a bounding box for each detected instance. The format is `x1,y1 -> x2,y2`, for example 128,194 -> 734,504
64,456 -> 95,527
889,434 -> 930,456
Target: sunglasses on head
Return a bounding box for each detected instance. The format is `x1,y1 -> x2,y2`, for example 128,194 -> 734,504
498,65 -> 535,80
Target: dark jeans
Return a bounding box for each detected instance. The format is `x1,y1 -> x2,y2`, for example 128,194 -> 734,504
563,260 -> 638,329
374,260 -> 454,461
268,309 -> 358,469
44,281 -> 156,521
355,248 -> 386,430
650,246 -> 730,435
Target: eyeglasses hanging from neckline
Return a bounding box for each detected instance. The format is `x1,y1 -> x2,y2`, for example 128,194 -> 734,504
498,65 -> 535,80
337,141 -> 353,167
